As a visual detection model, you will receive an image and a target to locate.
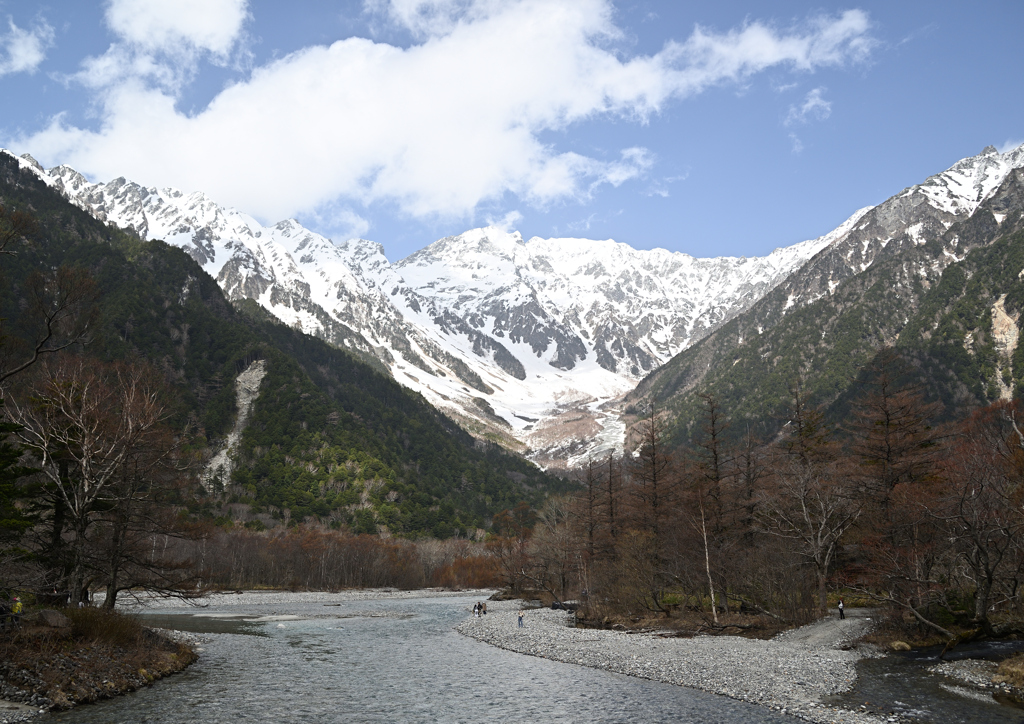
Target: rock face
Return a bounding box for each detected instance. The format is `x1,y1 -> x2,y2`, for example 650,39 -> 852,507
6,143 -> 1023,467
202,360 -> 268,490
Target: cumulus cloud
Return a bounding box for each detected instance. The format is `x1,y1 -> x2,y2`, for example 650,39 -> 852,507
0,17 -> 54,77
786,87 -> 832,126
106,0 -> 249,56
13,1 -> 874,232
69,0 -> 249,92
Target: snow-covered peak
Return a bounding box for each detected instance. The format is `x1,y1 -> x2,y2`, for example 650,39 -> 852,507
909,143 -> 1024,217
0,149 -> 56,187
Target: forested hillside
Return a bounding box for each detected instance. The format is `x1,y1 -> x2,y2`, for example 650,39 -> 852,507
0,153 -> 569,539
628,167 -> 1024,447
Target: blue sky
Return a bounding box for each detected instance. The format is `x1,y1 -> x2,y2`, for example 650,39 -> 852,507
1,1 -> 1021,262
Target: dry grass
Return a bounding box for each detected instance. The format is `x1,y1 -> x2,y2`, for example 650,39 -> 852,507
0,607 -> 197,710
576,607 -> 791,639
997,654 -> 1024,687
64,606 -> 146,647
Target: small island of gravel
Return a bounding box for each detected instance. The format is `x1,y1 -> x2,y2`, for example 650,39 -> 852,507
457,601 -> 889,724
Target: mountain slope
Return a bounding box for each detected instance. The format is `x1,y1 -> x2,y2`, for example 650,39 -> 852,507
630,149 -> 1024,446
0,152 -> 568,536
8,151 -> 838,466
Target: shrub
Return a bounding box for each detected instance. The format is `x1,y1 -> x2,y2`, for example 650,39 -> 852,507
64,607 -> 145,648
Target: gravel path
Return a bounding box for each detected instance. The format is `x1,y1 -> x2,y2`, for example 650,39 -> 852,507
457,603 -> 892,724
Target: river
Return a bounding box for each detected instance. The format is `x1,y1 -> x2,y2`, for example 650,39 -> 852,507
47,594 -> 798,724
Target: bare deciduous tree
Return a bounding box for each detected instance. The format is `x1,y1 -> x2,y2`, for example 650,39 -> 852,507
7,356 -> 176,604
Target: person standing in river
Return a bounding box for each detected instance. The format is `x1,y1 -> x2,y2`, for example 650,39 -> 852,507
838,599 -> 844,620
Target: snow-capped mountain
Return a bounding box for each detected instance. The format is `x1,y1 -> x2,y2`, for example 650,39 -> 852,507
736,145 -> 1024,337
7,143 -> 1023,467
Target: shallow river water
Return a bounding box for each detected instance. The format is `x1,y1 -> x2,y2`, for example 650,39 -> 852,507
47,595 -> 798,724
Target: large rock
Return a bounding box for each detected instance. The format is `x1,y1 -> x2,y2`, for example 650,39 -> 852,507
37,609 -> 71,628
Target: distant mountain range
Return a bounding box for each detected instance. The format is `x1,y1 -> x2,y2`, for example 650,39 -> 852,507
6,142 -> 1024,466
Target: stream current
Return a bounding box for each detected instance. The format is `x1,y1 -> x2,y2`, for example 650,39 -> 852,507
47,595 -> 797,724
41,594 -> 1024,723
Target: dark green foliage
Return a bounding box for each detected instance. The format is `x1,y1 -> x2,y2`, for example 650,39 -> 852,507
0,401 -> 36,548
0,153 -> 569,536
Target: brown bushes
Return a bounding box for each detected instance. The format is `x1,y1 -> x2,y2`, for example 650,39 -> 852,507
192,526 -> 499,591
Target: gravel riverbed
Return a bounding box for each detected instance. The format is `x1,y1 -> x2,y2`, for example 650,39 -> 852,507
113,587 -> 496,609
457,602 -> 895,724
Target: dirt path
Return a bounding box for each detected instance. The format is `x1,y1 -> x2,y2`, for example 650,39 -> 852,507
775,608 -> 875,650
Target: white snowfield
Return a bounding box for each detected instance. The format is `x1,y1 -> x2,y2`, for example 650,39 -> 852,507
6,143 -> 1023,466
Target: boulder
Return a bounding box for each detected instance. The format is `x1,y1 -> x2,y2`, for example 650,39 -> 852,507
38,609 -> 71,628
889,640 -> 911,652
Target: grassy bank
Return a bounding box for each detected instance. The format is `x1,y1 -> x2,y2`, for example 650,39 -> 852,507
0,608 -> 197,712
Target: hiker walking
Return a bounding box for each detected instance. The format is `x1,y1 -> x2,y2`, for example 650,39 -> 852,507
11,597 -> 22,628
518,610 -> 524,628
838,599 -> 845,620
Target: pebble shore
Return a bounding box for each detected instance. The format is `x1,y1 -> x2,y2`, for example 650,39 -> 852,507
928,659 -> 1024,701
457,602 -> 895,724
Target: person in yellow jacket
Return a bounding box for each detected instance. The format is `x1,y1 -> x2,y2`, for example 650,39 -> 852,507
11,597 -> 22,627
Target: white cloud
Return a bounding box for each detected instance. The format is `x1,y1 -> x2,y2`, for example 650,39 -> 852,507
106,0 -> 249,56
300,202 -> 372,242
789,132 -> 804,154
13,1 -> 874,228
786,87 -> 831,126
69,0 -> 250,92
485,209 -> 524,232
999,138 -> 1024,154
0,17 -> 54,77
645,171 -> 688,198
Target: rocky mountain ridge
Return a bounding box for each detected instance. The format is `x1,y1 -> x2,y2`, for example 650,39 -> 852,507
630,145 -> 1024,446
6,150 -> 843,466
7,143 -> 1023,466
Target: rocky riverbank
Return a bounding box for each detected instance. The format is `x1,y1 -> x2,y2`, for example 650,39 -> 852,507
457,602 -> 893,724
928,659 -> 1024,705
0,612 -> 198,723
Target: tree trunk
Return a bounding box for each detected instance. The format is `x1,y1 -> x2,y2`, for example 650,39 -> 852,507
973,572 -> 994,624
103,582 -> 118,609
817,567 -> 828,617
700,504 -> 719,625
